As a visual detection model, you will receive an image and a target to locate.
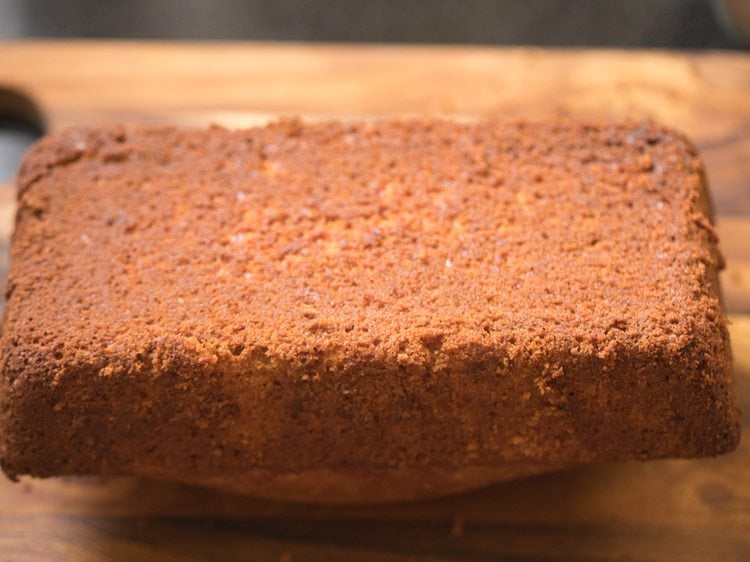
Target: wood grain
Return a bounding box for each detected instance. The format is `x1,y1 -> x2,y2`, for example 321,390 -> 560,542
0,42 -> 748,561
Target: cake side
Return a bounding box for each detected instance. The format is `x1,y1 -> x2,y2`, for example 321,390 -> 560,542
0,119 -> 740,502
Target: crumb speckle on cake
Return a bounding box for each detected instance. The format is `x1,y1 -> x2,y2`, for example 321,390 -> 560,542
0,118 -> 739,503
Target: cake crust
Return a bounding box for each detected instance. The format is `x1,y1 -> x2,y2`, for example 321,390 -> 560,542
0,119 -> 740,502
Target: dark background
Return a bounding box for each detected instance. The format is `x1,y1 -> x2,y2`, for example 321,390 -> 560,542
0,0 -> 743,48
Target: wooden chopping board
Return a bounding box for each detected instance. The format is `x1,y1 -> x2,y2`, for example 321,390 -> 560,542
0,42 -> 748,562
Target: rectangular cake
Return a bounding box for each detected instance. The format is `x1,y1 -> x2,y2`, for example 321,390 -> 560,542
0,118 -> 740,503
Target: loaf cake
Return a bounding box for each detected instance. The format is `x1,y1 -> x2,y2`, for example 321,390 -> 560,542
0,118 -> 740,503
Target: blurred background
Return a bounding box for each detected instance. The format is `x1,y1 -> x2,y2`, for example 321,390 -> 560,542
1,0 -> 749,181
0,0 -> 748,47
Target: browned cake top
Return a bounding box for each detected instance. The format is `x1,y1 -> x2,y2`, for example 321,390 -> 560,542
5,119 -> 724,378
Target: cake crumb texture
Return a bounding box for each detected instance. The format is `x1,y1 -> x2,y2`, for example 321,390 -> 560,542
0,118 -> 740,502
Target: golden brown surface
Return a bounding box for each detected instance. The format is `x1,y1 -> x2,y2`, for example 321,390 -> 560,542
0,118 -> 739,502
0,42 -> 748,561
0,323 -> 746,561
